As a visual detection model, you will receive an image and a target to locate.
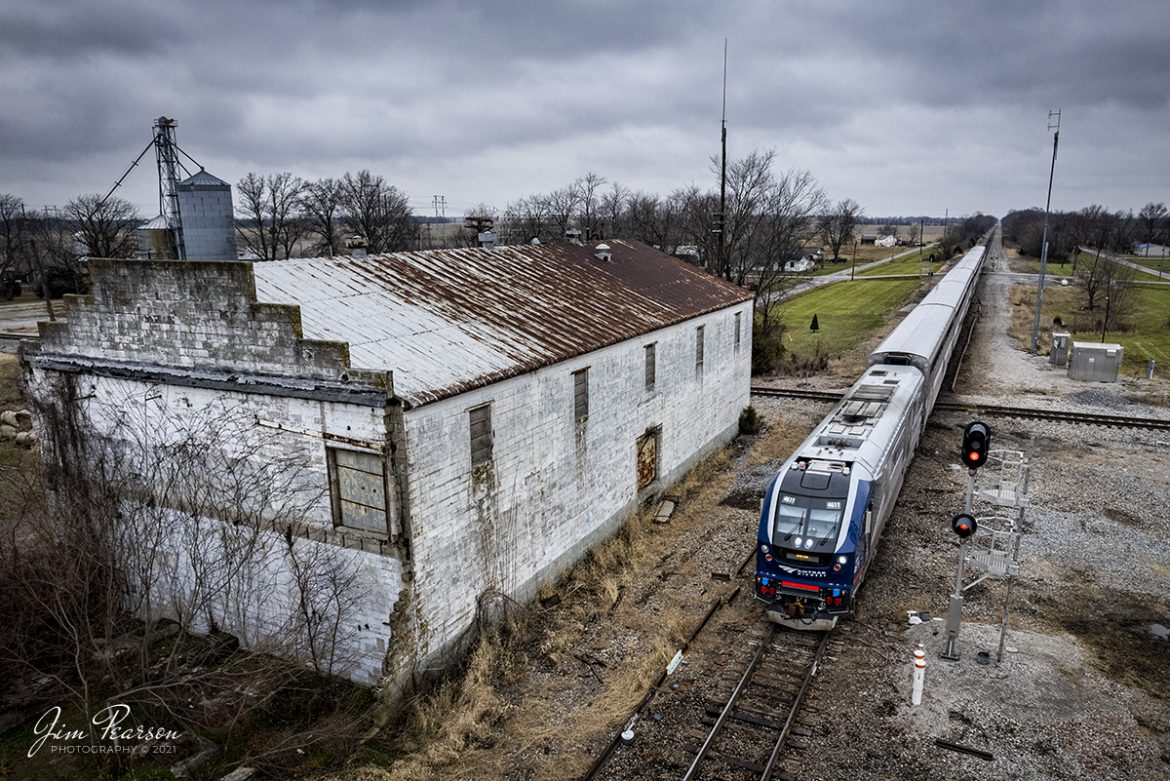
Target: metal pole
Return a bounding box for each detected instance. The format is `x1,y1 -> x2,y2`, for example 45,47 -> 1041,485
717,38 -> 727,279
1030,110 -> 1062,353
942,470 -> 976,661
1101,282 -> 1112,343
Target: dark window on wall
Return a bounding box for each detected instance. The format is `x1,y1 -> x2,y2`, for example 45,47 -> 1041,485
470,404 -> 493,467
734,312 -> 742,352
573,368 -> 589,423
644,343 -> 656,390
328,447 -> 389,534
696,325 -> 705,377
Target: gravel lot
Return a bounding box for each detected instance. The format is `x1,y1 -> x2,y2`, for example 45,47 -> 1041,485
346,245 -> 1170,781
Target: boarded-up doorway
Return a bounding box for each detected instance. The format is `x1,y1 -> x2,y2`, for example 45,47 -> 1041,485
636,428 -> 660,490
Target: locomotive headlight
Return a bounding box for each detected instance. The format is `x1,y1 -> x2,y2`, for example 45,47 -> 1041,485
760,544 -> 770,554
837,555 -> 847,565
804,538 -> 813,550
794,537 -> 803,548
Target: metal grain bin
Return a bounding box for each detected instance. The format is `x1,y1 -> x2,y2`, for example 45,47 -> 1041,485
1068,342 -> 1123,382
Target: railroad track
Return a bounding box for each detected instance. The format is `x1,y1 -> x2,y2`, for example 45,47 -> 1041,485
750,386 -> 1170,431
681,626 -> 833,781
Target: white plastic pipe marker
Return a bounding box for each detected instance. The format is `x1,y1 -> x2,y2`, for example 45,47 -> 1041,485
912,643 -> 926,706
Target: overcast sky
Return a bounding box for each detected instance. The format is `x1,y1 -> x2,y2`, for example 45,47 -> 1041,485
3,0 -> 1169,221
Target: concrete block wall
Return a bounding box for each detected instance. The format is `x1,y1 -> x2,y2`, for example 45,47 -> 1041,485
37,259 -> 354,381
402,301 -> 753,660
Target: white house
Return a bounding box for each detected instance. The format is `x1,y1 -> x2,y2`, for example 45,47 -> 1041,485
24,240 -> 753,691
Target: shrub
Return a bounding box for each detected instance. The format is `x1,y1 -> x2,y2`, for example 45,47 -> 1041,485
739,405 -> 764,436
751,320 -> 786,375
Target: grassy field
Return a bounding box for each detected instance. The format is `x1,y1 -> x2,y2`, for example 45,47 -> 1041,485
1009,282 -> 1170,376
1012,250 -> 1169,282
767,277 -> 922,370
855,245 -> 946,277
1120,253 -> 1170,278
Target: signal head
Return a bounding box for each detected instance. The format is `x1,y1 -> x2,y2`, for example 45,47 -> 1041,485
961,421 -> 991,469
952,513 -> 978,539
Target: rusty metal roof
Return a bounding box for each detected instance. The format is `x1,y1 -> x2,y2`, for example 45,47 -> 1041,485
251,240 -> 751,408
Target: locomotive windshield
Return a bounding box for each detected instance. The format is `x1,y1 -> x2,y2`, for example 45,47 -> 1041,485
771,493 -> 844,549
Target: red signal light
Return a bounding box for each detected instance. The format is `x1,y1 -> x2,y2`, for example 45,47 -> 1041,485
961,421 -> 991,469
952,513 -> 978,539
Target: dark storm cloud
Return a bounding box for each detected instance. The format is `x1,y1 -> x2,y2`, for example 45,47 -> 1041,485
2,0 -> 1169,217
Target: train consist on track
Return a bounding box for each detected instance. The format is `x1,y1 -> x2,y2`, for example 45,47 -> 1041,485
755,240 -> 989,629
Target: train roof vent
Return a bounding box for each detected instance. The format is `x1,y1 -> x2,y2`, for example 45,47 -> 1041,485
806,459 -> 849,473
800,471 -> 831,490
816,435 -> 863,450
852,383 -> 896,401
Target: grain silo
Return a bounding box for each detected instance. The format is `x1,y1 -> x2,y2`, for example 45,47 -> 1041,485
177,170 -> 237,260
136,214 -> 175,259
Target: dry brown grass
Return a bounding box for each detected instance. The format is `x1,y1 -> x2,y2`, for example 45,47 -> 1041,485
746,418 -> 814,467
1007,283 -> 1085,352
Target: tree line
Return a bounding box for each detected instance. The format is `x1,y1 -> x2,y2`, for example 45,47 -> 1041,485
1002,203 -> 1169,333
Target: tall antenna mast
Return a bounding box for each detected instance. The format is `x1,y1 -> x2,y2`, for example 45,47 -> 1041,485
1029,109 -> 1062,353
154,116 -> 186,259
716,38 -> 728,278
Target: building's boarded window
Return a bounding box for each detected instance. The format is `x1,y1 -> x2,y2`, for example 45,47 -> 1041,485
573,368 -> 589,423
696,325 -> 705,377
645,343 -> 656,390
636,428 -> 660,490
470,403 -> 493,467
734,312 -> 742,351
328,448 -> 388,534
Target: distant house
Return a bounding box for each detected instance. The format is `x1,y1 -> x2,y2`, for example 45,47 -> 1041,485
860,234 -> 877,245
783,247 -> 823,272
875,235 -> 898,248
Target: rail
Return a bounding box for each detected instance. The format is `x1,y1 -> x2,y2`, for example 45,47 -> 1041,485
750,386 -> 1170,431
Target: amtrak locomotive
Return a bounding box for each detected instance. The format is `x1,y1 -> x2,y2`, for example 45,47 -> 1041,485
755,241 -> 989,628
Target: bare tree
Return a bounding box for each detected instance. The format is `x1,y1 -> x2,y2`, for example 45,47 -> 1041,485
339,170 -> 415,253
576,172 -> 606,240
626,190 -> 681,251
715,149 -> 777,280
751,169 -> 828,336
0,194 -> 34,295
1099,260 -> 1139,331
300,177 -> 345,256
2,376 -> 372,774
819,198 -> 863,262
462,202 -> 499,247
503,194 -> 553,245
1137,202 -> 1167,253
67,194 -> 139,259
236,172 -> 308,260
599,181 -> 630,239
547,183 -> 582,241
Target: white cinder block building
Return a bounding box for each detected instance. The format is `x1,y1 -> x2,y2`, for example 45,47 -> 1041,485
24,239 -> 753,690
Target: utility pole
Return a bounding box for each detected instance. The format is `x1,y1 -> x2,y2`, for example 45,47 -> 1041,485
1030,110 -> 1062,353
715,38 -> 728,279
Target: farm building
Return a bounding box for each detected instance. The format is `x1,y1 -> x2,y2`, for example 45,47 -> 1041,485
22,239 -> 753,691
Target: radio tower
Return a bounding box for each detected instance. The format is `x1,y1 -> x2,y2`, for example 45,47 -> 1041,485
154,117 -> 186,259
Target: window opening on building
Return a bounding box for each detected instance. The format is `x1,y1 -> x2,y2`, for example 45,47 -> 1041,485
470,403 -> 493,467
644,343 -> 656,391
573,368 -> 589,423
328,447 -> 389,534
